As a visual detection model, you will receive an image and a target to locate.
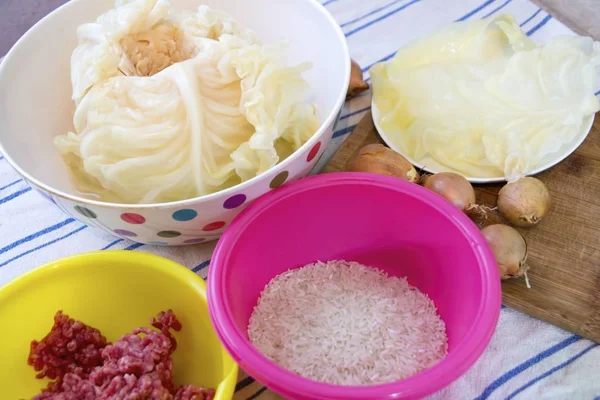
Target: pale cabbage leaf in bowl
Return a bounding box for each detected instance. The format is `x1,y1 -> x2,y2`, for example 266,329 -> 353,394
55,0 -> 318,204
371,14 -> 600,182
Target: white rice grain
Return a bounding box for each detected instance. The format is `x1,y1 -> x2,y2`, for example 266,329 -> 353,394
247,260 -> 448,386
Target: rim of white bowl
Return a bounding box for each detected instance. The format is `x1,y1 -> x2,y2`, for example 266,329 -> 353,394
0,0 -> 351,210
372,102 -> 595,183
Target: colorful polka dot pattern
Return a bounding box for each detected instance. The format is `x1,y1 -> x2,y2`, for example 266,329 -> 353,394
121,213 -> 145,224
307,141 -> 321,162
69,203 -> 230,241
172,209 -> 198,221
223,194 -> 246,209
61,135 -> 329,245
270,171 -> 289,189
203,221 -> 226,231
74,205 -> 97,219
114,229 -> 137,237
157,230 -> 181,238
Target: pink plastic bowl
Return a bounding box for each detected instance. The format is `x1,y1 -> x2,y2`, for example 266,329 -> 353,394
208,172 -> 501,400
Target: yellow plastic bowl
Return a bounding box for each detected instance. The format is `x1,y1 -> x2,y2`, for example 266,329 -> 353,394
0,250 -> 238,399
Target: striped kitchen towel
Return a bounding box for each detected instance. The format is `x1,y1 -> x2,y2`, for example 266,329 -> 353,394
0,1 -> 598,399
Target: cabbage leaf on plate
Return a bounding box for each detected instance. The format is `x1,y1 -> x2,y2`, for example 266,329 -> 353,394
371,14 -> 600,181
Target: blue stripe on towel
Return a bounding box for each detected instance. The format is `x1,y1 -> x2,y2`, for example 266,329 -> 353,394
0,179 -> 23,192
332,124 -> 358,138
322,0 -> 337,6
505,344 -> 598,400
345,0 -> 421,37
0,217 -> 76,255
192,259 -> 211,273
456,0 -> 494,21
246,387 -> 267,400
341,106 -> 371,121
124,242 -> 144,251
362,52 -> 395,74
526,14 -> 552,36
0,225 -> 87,269
101,238 -> 123,250
235,376 -> 255,392
473,334 -> 581,400
520,7 -> 542,26
482,0 -> 513,19
340,0 -> 406,28
0,187 -> 31,206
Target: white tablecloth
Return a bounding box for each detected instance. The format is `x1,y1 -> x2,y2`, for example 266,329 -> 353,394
0,0 -> 598,399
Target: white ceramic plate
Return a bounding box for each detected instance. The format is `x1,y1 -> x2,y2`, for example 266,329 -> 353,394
372,102 -> 595,183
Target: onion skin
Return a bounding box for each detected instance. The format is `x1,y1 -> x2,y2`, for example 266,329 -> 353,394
346,144 -> 419,183
498,177 -> 551,227
481,224 -> 528,279
347,59 -> 370,99
423,172 -> 475,212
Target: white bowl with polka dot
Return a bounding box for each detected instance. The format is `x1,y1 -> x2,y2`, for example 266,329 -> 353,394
0,0 -> 350,245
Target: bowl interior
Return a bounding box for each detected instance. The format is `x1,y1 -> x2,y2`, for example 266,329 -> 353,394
0,251 -> 236,399
211,173 -> 500,398
0,0 -> 347,201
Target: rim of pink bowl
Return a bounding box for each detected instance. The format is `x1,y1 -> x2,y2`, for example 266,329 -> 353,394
208,172 -> 501,400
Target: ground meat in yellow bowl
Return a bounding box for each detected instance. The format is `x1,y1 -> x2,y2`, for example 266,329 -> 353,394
29,310 -> 214,400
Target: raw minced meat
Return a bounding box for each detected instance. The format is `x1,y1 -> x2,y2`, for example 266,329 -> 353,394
28,311 -> 108,392
29,310 -> 214,400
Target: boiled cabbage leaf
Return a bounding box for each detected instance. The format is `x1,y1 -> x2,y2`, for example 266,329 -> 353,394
55,0 -> 318,203
371,14 -> 600,181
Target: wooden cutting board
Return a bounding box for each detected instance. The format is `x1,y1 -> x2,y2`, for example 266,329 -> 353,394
322,111 -> 600,343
